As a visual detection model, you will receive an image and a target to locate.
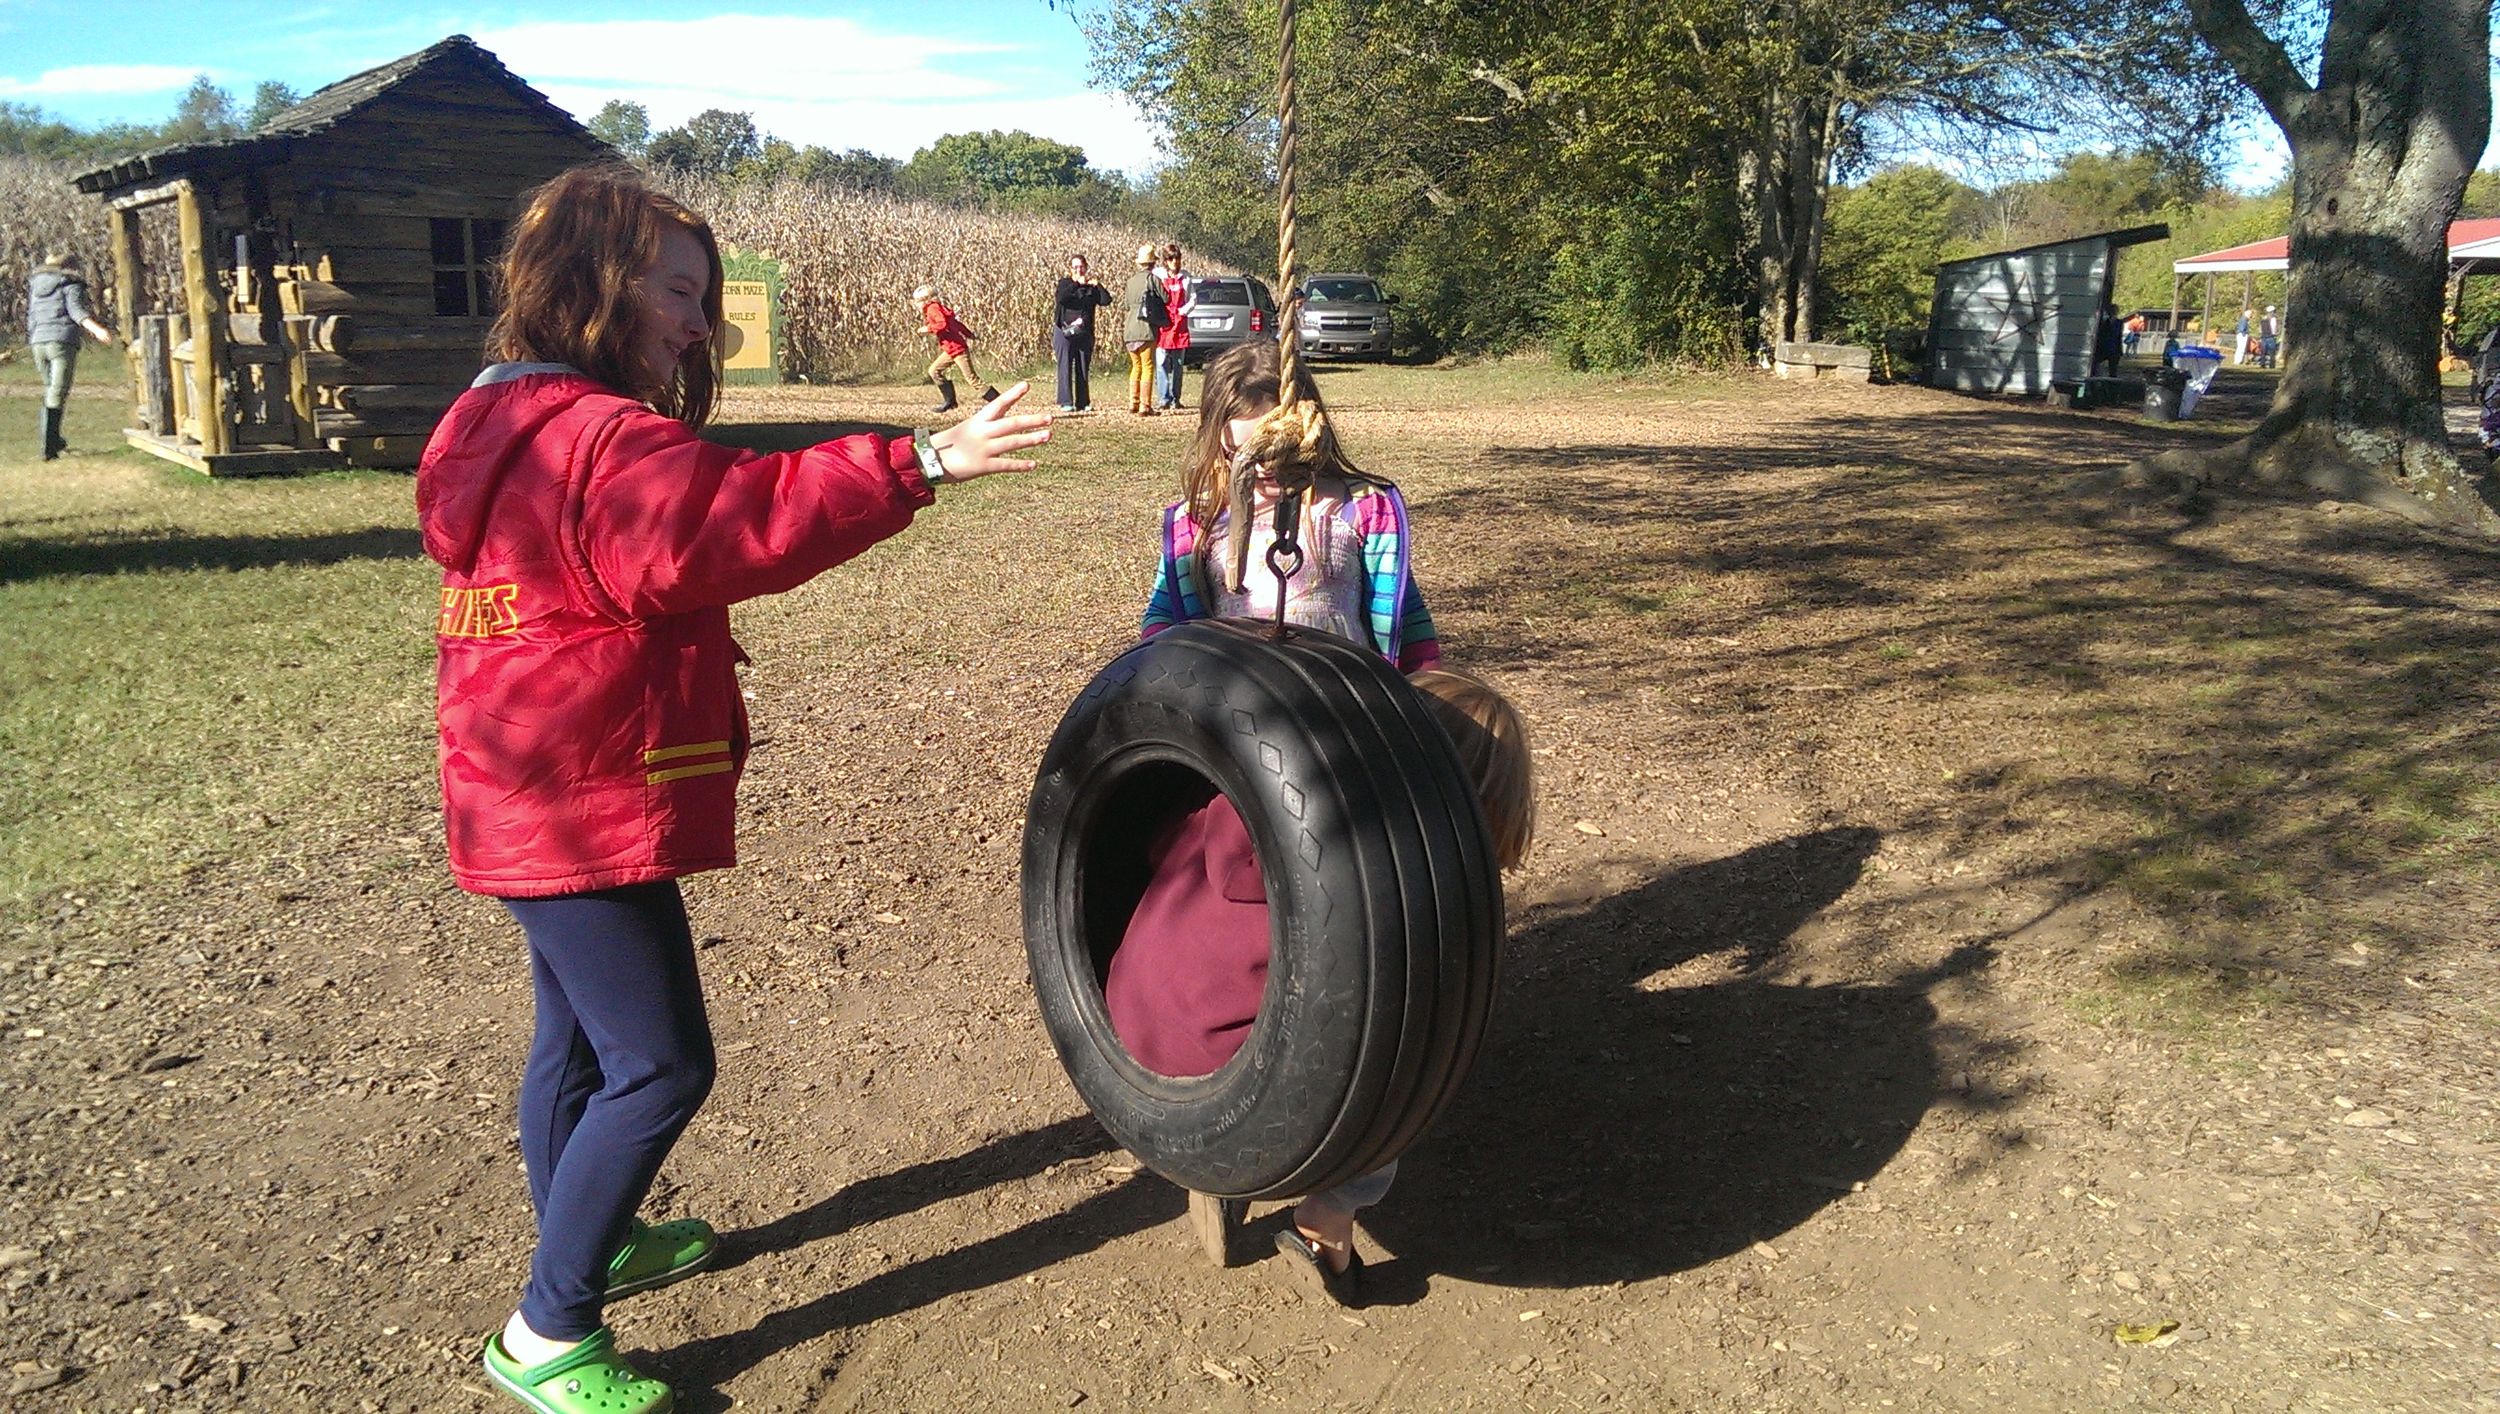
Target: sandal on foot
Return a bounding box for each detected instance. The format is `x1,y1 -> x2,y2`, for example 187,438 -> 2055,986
1272,1228 -> 1365,1308
482,1327 -> 672,1414
607,1217 -> 718,1299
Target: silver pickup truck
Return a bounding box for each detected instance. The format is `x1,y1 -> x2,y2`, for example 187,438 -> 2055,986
1294,273 -> 1396,360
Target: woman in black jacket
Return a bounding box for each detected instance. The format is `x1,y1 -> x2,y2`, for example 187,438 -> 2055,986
1053,254 -> 1115,412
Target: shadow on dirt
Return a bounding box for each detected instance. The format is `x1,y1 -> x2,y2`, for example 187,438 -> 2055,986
669,1113 -> 1158,1394
716,1113 -> 1114,1267
1421,393 -> 2500,1002
1370,827 -> 1997,1288
0,525 -> 423,582
672,827 -> 1971,1389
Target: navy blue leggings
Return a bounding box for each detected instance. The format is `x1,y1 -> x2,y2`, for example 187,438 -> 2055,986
503,881 -> 716,1339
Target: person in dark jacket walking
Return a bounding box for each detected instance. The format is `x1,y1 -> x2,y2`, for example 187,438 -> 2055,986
1052,253 -> 1114,412
25,251 -> 118,460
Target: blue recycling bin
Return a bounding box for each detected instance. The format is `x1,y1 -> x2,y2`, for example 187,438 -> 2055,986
2172,347 -> 2222,416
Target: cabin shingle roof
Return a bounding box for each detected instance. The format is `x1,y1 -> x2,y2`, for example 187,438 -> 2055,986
72,36 -> 605,194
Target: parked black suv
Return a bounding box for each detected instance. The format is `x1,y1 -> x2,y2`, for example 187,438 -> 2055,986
1181,275 -> 1279,364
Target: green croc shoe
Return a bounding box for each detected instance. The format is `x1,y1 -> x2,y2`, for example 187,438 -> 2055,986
482,1327 -> 671,1414
606,1217 -> 718,1299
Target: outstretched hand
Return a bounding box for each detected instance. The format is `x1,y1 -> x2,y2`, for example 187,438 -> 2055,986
929,382 -> 1051,481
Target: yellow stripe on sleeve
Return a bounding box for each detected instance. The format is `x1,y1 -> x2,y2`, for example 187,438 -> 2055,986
646,760 -> 736,785
643,740 -> 733,764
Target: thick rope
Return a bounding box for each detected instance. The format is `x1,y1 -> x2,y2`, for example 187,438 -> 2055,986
1224,0 -> 1333,595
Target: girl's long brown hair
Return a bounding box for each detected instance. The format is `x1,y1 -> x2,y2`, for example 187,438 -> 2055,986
487,165 -> 724,426
1180,339 -> 1366,547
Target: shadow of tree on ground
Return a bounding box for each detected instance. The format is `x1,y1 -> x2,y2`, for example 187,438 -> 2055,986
1415,387 -> 2500,1012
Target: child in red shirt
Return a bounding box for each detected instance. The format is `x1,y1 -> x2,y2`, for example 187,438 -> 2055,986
1104,669 -> 1536,1304
914,283 -> 996,413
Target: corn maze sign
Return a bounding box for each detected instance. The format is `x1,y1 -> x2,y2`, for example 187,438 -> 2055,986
720,248 -> 783,385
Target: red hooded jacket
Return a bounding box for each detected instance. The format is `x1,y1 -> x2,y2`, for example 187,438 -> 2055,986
416,368 -> 935,897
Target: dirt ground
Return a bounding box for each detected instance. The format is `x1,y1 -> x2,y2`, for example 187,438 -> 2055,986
4,364 -> 2497,1412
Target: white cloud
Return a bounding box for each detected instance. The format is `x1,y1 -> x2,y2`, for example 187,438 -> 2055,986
473,16 -> 1012,102
0,64 -> 205,98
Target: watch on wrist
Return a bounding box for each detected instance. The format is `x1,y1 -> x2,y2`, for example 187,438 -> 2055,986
911,428 -> 949,487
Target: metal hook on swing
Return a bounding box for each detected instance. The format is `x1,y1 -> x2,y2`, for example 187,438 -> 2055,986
1264,487 -> 1305,638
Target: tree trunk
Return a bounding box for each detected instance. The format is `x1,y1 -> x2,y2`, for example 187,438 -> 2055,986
2161,0 -> 2498,533
1747,88 -> 1840,353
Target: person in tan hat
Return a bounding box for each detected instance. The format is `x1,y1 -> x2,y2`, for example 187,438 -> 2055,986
26,250 -> 118,459
914,283 -> 994,413
1119,243 -> 1168,415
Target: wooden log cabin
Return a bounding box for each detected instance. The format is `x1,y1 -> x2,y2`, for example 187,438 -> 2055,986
70,36 -> 611,474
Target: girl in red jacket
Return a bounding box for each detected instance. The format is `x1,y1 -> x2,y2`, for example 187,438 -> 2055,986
417,165 -> 1050,1414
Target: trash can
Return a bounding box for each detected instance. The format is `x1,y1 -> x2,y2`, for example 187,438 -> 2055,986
2143,366 -> 2187,423
2172,346 -> 2222,417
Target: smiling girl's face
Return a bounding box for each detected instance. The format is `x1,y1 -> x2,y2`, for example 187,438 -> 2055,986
629,224 -> 712,396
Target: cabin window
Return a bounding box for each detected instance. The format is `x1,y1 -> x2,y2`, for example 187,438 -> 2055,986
430,217 -> 506,316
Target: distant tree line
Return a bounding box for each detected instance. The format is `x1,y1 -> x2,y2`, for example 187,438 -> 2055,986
587,99 -> 1161,225
0,76 -> 304,163
0,84 -> 1166,230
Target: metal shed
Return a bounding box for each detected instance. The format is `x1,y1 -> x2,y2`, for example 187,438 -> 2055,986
1923,224 -> 2168,396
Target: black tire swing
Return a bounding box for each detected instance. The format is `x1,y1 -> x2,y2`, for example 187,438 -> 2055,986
1021,0 -> 1504,1202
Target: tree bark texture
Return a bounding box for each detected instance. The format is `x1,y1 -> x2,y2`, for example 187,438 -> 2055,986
2164,0 -> 2498,532
1747,87 -> 1844,352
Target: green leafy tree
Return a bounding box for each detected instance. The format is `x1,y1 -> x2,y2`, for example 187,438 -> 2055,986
1821,164 -> 1979,343
647,109 -> 762,175
164,75 -> 240,145
246,81 -> 300,130
789,146 -> 903,192
587,99 -> 651,158
901,130 -> 1093,202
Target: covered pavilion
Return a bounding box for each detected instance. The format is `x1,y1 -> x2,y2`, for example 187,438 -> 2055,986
2168,218 -> 2500,337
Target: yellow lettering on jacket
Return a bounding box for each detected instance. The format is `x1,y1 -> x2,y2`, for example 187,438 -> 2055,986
438,584 -> 520,639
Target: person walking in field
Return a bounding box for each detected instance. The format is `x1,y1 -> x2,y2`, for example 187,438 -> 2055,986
1053,253 -> 1113,413
2258,305 -> 2281,368
1121,243 -> 1168,416
914,283 -> 996,413
417,165 -> 1051,1414
25,250 -> 118,460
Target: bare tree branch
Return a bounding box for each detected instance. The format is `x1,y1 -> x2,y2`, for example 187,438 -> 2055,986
2179,0 -> 2311,127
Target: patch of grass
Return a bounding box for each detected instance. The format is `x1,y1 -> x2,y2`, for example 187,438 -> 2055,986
1879,639 -> 1912,660
0,405 -> 437,902
2063,942 -> 2288,1038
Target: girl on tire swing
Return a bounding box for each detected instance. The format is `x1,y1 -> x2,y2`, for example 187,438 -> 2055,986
1120,339 -> 1533,1303
417,165 -> 1050,1414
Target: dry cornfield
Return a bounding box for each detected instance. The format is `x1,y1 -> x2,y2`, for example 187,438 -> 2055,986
5,155 -> 1196,384
0,157 -> 181,333
676,174 -> 1210,382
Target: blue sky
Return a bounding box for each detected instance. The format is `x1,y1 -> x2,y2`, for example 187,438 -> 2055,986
0,0 -> 1168,175
0,0 -> 2337,189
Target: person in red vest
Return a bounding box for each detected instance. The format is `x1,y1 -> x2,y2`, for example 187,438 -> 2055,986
1153,242 -> 1198,409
